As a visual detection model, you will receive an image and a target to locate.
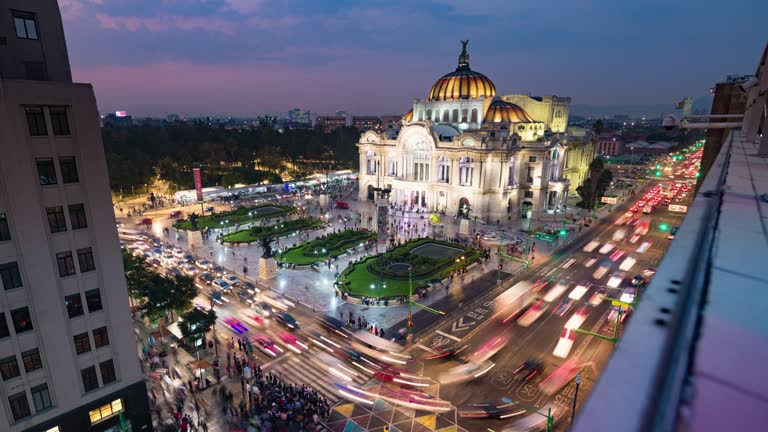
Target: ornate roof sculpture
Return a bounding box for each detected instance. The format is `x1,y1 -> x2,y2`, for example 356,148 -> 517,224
428,40 -> 497,101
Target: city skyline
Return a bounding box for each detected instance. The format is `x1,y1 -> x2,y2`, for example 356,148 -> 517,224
60,0 -> 768,117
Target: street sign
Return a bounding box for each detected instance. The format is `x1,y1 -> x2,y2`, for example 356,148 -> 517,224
668,204 -> 688,213
534,232 -> 557,243
610,299 -> 631,307
601,196 -> 618,204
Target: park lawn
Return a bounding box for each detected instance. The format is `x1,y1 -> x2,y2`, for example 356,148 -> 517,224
279,229 -> 377,265
174,204 -> 294,230
220,217 -> 324,244
339,239 -> 483,298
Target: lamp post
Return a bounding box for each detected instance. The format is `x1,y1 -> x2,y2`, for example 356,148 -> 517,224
570,374 -> 582,428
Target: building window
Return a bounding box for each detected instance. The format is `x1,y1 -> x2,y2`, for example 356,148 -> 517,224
73,332 -> 91,355
93,326 -> 109,349
31,384 -> 52,412
8,391 -> 31,421
0,313 -> 9,338
524,191 -> 534,198
528,156 -> 537,163
0,355 -> 20,381
65,293 -> 84,318
49,107 -> 70,135
100,359 -> 116,384
56,251 -> 76,277
36,158 -> 57,185
77,247 -> 96,273
89,399 -> 123,425
13,11 -> 38,40
85,289 -> 103,312
59,157 -> 79,183
0,213 -> 11,241
21,348 -> 42,373
26,107 -> 47,136
81,366 -> 99,392
11,307 -> 33,334
46,206 -> 67,233
68,204 -> 87,230
0,262 -> 23,290
526,166 -> 535,183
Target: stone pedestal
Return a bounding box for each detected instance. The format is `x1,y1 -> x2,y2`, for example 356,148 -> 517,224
258,257 -> 277,280
459,219 -> 471,236
188,230 -> 203,249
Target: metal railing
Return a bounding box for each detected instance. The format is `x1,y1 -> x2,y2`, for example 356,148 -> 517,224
572,131 -> 734,432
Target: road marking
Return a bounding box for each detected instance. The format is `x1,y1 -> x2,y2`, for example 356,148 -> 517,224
262,352 -> 293,368
436,330 -> 462,342
450,316 -> 476,333
415,343 -> 437,354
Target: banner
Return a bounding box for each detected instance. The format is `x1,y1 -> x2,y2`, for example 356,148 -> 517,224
193,167 -> 203,202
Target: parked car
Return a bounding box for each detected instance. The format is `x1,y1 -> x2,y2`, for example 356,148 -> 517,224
212,279 -> 232,291
197,272 -> 215,285
237,281 -> 259,294
210,265 -> 225,277
195,259 -> 213,270
223,274 -> 240,285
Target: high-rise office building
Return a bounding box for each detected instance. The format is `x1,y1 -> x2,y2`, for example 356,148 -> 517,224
0,1 -> 151,431
288,108 -> 310,125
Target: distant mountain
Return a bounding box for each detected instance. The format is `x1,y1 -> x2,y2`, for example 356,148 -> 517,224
571,96 -> 713,118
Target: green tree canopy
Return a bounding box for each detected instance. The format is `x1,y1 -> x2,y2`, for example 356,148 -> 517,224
178,308 -> 217,346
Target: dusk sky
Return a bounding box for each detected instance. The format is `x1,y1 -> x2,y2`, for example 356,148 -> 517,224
59,0 -> 768,117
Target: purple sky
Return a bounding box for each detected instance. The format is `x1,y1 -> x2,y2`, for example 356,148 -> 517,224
59,0 -> 768,117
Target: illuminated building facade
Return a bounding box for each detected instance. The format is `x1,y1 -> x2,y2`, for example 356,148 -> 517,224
358,41 -> 589,223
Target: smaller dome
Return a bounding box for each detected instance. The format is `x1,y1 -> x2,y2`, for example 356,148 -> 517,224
403,109 -> 413,121
485,99 -> 535,123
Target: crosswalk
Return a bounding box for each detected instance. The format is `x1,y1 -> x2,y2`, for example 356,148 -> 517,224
264,346 -> 372,403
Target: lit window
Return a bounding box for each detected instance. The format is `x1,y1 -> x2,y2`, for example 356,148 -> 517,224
89,398 -> 123,425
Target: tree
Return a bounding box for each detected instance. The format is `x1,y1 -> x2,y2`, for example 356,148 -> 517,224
178,308 -> 217,348
139,274 -> 197,351
576,157 -> 611,209
122,250 -> 153,305
188,212 -> 200,230
592,119 -> 604,136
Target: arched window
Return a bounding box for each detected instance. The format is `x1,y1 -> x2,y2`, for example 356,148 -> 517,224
417,110 -> 424,121
470,108 -> 478,123
434,109 -> 440,122
442,110 -> 450,122
452,109 -> 459,122
426,110 -> 432,121
461,109 -> 468,123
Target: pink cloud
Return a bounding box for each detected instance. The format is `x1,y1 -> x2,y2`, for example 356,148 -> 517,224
71,60 -> 427,116
95,13 -> 238,35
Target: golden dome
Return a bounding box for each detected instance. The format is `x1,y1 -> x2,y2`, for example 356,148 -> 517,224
485,99 -> 535,123
403,109 -> 413,121
428,41 -> 496,101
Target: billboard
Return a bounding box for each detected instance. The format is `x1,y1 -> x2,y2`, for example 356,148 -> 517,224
601,196 -> 618,204
115,111 -> 127,117
193,168 -> 203,202
668,204 -> 688,213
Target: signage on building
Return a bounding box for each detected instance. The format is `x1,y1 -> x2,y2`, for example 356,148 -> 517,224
115,111 -> 127,117
601,196 -> 618,204
193,167 -> 203,202
668,204 -> 688,213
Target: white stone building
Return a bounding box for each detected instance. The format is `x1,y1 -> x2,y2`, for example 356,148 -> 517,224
358,42 -> 586,223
